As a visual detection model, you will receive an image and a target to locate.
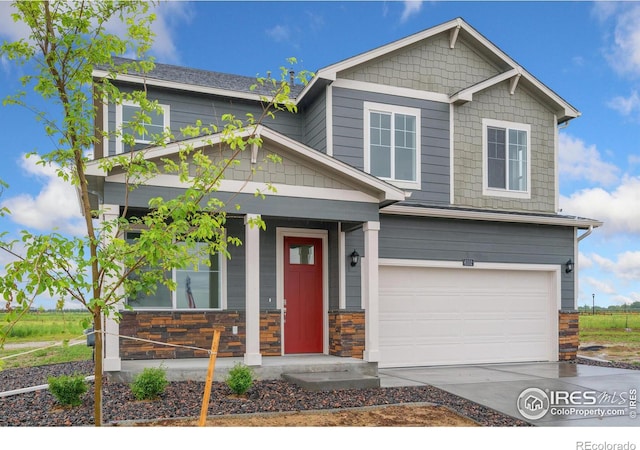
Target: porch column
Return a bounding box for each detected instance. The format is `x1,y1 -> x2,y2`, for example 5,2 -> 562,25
362,221 -> 380,362
244,213 -> 262,366
102,204 -> 122,372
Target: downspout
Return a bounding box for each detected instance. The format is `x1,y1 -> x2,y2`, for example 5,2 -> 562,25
577,225 -> 593,242
572,225 -> 593,312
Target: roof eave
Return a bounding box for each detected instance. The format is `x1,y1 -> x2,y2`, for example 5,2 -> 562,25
381,204 -> 603,229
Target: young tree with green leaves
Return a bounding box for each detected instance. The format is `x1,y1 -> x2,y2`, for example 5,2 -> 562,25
0,0 -> 309,426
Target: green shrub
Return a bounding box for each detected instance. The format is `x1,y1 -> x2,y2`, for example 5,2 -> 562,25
130,367 -> 168,400
47,373 -> 88,407
225,363 -> 254,395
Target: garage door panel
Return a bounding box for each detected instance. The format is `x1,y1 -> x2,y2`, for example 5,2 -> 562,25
379,265 -> 557,368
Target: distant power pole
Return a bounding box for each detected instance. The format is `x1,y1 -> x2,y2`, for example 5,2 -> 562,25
592,293 -> 595,315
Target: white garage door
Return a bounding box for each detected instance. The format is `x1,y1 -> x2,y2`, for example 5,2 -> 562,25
379,264 -> 558,368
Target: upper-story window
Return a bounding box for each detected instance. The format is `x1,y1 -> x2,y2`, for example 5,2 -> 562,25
364,102 -> 421,190
115,101 -> 170,154
482,119 -> 531,199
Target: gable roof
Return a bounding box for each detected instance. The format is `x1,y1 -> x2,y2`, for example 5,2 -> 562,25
85,125 -> 407,205
296,17 -> 580,123
92,18 -> 579,124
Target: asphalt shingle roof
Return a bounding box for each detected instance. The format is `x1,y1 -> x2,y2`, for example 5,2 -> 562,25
102,57 -> 306,98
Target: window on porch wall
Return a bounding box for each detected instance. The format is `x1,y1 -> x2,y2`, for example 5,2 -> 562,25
125,233 -> 221,309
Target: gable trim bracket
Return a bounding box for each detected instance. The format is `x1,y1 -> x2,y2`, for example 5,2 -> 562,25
450,19 -> 462,49
450,68 -> 520,105
509,73 -> 521,95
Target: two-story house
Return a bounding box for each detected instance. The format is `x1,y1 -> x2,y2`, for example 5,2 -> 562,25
86,18 -> 601,373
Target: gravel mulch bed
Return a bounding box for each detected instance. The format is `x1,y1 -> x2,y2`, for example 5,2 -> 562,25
1,357 -> 636,427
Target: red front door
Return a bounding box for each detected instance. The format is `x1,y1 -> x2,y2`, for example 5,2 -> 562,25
284,236 -> 323,354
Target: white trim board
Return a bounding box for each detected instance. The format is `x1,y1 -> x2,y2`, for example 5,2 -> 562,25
381,204 -> 602,229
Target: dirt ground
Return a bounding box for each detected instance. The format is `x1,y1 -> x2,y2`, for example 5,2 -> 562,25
132,404 -> 479,427
579,342 -> 640,365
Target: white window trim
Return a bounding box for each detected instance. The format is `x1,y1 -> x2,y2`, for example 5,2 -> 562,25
115,100 -> 170,154
363,101 -> 421,191
482,118 -> 531,199
172,251 -> 226,311
125,232 -> 226,311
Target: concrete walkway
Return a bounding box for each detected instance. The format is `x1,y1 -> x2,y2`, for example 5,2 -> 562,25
114,357 -> 639,426
379,362 -> 640,426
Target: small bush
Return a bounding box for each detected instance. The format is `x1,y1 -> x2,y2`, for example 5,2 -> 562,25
48,373 -> 88,407
131,367 -> 168,400
225,363 -> 254,395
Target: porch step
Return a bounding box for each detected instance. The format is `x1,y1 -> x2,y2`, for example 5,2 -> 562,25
282,371 -> 380,391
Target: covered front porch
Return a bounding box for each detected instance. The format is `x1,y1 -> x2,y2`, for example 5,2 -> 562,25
102,215 -> 383,371
94,126 -> 406,373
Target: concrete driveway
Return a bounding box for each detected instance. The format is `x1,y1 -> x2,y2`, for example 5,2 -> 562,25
378,362 -> 640,426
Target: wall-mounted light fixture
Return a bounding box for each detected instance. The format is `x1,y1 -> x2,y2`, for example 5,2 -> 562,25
350,250 -> 360,267
565,259 -> 574,274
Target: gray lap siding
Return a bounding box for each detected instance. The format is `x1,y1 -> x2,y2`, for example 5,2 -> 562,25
105,85 -> 305,157
378,214 -> 575,309
331,87 -> 451,205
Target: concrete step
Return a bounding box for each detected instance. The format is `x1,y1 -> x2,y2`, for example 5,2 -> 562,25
282,371 -> 381,391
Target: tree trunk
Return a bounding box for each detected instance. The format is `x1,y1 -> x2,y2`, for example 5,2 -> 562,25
93,308 -> 103,426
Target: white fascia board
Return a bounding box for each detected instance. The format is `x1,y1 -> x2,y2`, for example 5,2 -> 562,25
84,130 -> 252,177
316,18 -> 461,79
105,173 -> 380,203
459,25 -> 580,120
332,79 -> 450,103
92,70 -> 265,103
258,127 -> 406,202
381,204 -> 603,229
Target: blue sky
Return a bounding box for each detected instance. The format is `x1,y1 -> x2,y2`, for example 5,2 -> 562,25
1,1 -> 640,310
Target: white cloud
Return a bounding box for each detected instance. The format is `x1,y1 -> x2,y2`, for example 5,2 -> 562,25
602,4 -> 640,77
0,2 -> 31,42
558,133 -> 620,186
0,2 -> 191,65
629,154 -> 640,166
1,155 -> 84,236
400,1 -> 423,23
579,251 -> 593,270
560,175 -> 640,234
608,90 -> 640,117
583,251 -> 640,282
615,251 -> 640,281
305,11 -> 324,33
590,253 -> 616,272
103,2 -> 192,64
610,292 -> 640,305
266,25 -> 291,43
583,276 -> 617,295
148,2 -> 193,64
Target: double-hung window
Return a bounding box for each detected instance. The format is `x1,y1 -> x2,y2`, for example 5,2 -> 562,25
364,102 -> 421,190
115,101 -> 170,154
126,233 -> 223,310
483,119 -> 531,199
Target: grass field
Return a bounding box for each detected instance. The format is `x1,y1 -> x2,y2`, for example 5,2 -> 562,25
578,313 -> 640,364
0,311 -> 93,369
579,313 -> 640,344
